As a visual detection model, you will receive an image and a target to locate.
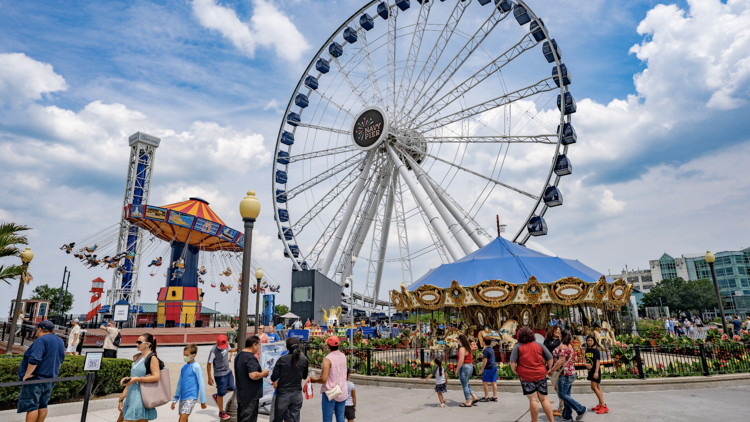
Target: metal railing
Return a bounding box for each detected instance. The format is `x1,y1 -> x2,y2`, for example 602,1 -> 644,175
2,322 -> 107,353
0,372 -> 95,421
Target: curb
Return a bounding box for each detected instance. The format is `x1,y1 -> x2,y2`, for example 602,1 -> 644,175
349,372 -> 750,393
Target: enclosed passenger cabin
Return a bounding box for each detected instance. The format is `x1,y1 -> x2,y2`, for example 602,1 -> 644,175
513,4 -> 531,25
495,0 -> 513,12
281,131 -> 295,146
527,216 -> 548,236
360,13 -> 374,30
304,75 -> 319,90
557,92 -> 577,115
275,170 -> 288,184
557,123 -> 577,145
277,150 -> 290,165
295,93 -> 309,109
276,189 -> 287,203
478,0 -> 492,5
278,208 -> 289,222
284,245 -> 301,258
543,39 -> 561,63
543,186 -> 563,207
278,227 -> 294,241
554,154 -> 572,176
329,42 -> 343,58
316,58 -> 330,74
396,0 -> 411,12
343,27 -> 358,43
530,19 -> 546,41
291,261 -> 309,271
377,2 -> 389,19
286,112 -> 301,126
552,63 -> 571,87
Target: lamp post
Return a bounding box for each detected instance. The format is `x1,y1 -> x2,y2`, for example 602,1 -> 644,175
705,250 -> 728,333
254,267 -> 264,334
6,247 -> 34,354
347,256 -> 356,369
237,190 -> 260,345
214,302 -> 219,328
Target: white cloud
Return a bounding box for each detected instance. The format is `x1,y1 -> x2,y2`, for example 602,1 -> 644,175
263,98 -> 280,111
0,53 -> 68,105
191,0 -> 310,62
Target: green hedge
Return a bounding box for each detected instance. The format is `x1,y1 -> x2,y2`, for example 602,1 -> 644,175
0,356 -> 132,410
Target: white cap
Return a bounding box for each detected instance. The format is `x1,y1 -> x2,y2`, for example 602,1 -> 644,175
73,318 -> 80,323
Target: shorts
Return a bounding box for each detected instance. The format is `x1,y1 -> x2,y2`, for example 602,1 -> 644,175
103,349 -> 118,359
178,399 -> 197,414
345,405 -> 356,420
66,343 -> 79,353
435,383 -> 447,393
17,382 -> 54,413
482,368 -> 498,383
214,372 -> 235,396
519,377 -> 548,396
587,370 -> 601,383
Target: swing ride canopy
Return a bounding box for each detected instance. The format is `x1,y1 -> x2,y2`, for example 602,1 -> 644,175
390,237 -> 632,313
124,197 -> 244,252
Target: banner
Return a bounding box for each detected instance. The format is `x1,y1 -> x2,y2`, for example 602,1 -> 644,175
259,341 -> 286,404
263,294 -> 275,326
287,329 -> 309,341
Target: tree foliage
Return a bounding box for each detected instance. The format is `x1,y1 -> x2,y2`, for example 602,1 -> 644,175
0,223 -> 31,285
275,304 -> 290,316
30,284 -> 75,315
641,277 -> 718,314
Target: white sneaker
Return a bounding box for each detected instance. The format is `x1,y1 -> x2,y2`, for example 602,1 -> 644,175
576,408 -> 588,421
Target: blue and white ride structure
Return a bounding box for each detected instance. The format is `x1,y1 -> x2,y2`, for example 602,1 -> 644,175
272,0 -> 576,310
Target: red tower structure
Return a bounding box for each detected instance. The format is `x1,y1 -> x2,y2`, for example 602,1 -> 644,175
87,277 -> 105,322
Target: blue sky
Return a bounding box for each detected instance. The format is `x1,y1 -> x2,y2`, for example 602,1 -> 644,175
1,0 -> 749,315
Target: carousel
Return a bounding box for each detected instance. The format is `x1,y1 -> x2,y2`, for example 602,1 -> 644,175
390,237 -> 632,365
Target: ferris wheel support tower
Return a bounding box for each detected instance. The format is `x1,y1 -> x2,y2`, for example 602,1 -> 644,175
108,132 -> 161,323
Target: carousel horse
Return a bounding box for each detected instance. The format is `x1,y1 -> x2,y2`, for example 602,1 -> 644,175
148,257 -> 163,267
60,243 -> 75,253
600,320 -> 617,349
197,266 -> 207,276
221,267 -> 232,277
498,319 -> 519,350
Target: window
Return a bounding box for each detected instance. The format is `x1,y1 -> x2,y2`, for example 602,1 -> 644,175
37,303 -> 47,317
293,287 -> 312,302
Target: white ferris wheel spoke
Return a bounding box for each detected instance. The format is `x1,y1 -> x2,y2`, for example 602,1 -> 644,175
285,153 -> 364,201
395,0 -> 471,127
356,28 -> 385,109
386,143 -> 462,261
392,172 -> 413,285
394,0 -> 432,123
332,57 -> 369,108
387,3 -> 398,116
306,183 -> 359,269
404,4 -> 511,123
394,142 -> 539,200
415,32 -> 541,126
400,135 -> 557,144
287,145 -> 359,164
413,78 -> 557,132
290,164 -> 361,235
309,89 -> 357,119
293,122 -> 351,136
364,170 -> 396,305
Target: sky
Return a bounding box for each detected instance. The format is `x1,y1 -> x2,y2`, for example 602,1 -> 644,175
1,0 -> 749,316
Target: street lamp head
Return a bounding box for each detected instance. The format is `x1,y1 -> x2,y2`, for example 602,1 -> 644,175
20,247 -> 34,264
704,250 -> 715,264
239,190 -> 261,220
255,267 -> 264,280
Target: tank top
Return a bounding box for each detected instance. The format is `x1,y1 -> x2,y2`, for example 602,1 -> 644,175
320,350 -> 349,402
462,347 -> 473,364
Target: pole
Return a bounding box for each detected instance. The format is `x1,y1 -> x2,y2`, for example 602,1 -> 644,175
255,275 -> 261,336
708,261 -> 728,333
64,271 -> 71,323
57,267 -> 68,324
350,276 -> 354,370
214,302 -> 219,328
6,273 -> 27,354
80,371 -> 95,422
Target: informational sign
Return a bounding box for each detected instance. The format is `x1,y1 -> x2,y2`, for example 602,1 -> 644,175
84,352 -> 103,371
263,294 -> 275,326
352,108 -> 387,150
259,342 -> 286,404
287,329 -> 309,341
113,303 -> 130,322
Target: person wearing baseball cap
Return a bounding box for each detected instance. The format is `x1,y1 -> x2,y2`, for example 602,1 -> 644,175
66,318 -> 81,356
311,335 -> 349,422
207,335 -> 238,420
17,320 -> 65,421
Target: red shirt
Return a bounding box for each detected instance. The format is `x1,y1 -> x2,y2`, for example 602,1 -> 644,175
511,342 -> 552,382
461,347 -> 473,364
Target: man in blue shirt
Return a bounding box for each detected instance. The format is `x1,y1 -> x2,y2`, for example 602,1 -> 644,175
266,325 -> 280,343
18,320 -> 65,421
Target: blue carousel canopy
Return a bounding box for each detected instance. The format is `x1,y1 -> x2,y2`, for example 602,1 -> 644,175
407,236 -> 610,290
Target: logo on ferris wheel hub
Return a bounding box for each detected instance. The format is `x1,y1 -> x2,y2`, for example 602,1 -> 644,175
351,107 -> 388,151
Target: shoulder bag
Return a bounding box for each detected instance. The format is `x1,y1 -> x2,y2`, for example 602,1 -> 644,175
140,353 -> 171,409
549,347 -> 573,386
324,355 -> 344,400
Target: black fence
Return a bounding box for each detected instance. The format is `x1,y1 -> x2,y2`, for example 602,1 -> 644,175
2,321 -> 108,353
303,342 -> 750,380
0,373 -> 95,421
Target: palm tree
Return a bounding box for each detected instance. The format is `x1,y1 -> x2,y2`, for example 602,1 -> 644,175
0,223 -> 31,285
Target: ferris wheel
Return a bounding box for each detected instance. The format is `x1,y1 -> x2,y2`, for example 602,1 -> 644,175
272,0 -> 575,305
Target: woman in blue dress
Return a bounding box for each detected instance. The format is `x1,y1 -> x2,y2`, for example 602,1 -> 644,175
120,333 -> 161,421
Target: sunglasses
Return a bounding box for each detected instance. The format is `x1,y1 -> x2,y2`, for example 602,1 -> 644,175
136,340 -> 150,345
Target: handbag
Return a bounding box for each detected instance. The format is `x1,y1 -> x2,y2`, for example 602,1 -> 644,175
140,354 -> 171,409
549,348 -> 573,386
303,379 -> 314,400
324,356 -> 344,401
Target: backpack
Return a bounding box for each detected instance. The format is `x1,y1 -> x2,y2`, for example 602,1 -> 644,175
113,331 -> 122,347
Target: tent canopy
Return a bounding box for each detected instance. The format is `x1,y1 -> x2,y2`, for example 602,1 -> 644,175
279,312 -> 300,320
407,236 -> 611,290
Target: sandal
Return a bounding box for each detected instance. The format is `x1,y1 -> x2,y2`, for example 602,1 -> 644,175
459,403 -> 472,408
438,403 -> 445,408
478,397 -> 489,403
489,397 -> 498,402
472,399 -> 479,404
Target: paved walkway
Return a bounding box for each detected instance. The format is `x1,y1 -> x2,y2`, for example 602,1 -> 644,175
31,383 -> 750,422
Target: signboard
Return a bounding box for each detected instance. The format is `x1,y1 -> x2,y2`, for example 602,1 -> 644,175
351,108 -> 388,151
287,329 -> 309,341
218,226 -> 240,242
113,303 -> 130,322
263,294 -> 275,326
84,352 -> 103,371
168,211 -> 195,228
194,218 -> 221,236
259,342 -> 286,404
145,206 -> 168,222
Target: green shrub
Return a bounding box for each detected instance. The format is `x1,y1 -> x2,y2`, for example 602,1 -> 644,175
0,356 -> 132,410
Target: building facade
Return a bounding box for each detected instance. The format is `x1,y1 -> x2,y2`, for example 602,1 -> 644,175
609,268 -> 655,293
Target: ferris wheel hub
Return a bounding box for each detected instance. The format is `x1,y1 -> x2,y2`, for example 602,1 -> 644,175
351,106 -> 389,151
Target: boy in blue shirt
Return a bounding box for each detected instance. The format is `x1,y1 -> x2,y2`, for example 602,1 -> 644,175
478,335 -> 498,402
172,343 -> 207,421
